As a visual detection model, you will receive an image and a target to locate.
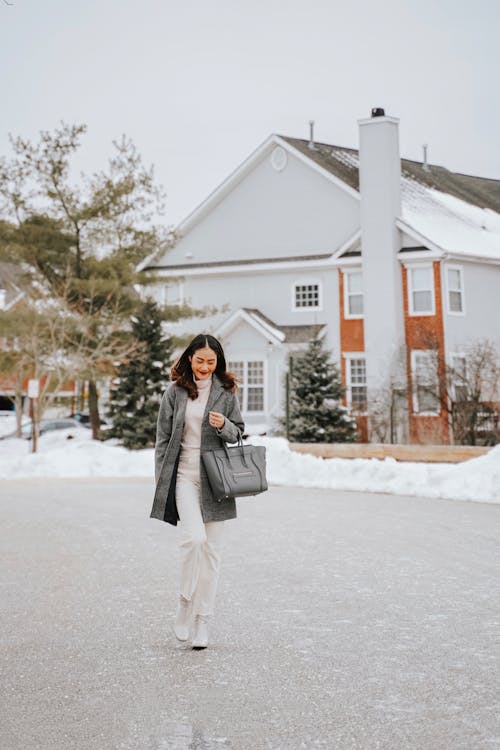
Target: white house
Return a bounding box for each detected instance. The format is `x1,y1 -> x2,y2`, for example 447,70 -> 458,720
141,109 -> 500,444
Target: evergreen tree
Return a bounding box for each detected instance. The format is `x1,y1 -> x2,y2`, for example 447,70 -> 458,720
0,124 -> 173,438
106,301 -> 172,449
287,337 -> 357,443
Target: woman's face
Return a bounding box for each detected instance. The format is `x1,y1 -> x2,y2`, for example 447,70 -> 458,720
189,346 -> 217,380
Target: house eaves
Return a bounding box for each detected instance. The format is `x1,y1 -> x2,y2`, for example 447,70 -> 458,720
396,219 -> 445,256
148,253 -> 337,277
215,308 -> 285,345
215,306 -> 326,346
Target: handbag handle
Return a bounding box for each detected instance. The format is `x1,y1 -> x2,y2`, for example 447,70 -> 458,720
221,428 -> 248,467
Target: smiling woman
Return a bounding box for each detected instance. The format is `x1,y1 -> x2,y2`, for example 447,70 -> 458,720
150,334 -> 244,650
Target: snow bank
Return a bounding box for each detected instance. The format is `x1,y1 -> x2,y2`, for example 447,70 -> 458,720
249,437 -> 500,504
0,431 -> 498,504
0,430 -> 154,480
0,415 -> 29,438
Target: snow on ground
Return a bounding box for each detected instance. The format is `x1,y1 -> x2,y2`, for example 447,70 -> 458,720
249,437 -> 500,505
0,430 -> 498,504
0,429 -> 153,481
0,415 -> 30,438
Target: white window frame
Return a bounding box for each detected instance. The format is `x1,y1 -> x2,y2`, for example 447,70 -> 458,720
449,352 -> 468,402
445,265 -> 465,316
161,280 -> 184,306
407,264 -> 435,316
292,279 -> 323,312
411,350 -> 440,415
343,270 -> 364,319
343,352 -> 367,414
227,358 -> 267,415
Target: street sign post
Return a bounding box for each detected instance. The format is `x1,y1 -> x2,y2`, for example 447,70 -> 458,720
28,379 -> 40,453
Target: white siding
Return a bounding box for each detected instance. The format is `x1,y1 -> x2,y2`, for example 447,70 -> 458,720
442,261 -> 500,352
164,266 -> 341,359
157,148 -> 359,266
221,319 -> 288,434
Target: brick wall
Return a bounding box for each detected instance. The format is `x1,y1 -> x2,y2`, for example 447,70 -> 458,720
338,269 -> 368,441
402,261 -> 450,444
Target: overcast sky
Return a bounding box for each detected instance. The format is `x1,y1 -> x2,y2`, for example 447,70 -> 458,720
1,0 -> 499,226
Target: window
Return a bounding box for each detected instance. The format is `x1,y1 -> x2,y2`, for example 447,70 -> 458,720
446,266 -> 465,314
157,281 -> 184,306
411,350 -> 440,414
344,271 -> 364,318
293,282 -> 321,310
450,355 -> 467,401
408,265 -> 435,315
228,360 -> 265,412
345,355 -> 367,411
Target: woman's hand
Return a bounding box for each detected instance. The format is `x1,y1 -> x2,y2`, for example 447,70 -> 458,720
209,411 -> 225,430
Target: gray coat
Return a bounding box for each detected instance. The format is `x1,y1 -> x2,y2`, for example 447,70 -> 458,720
150,375 -> 245,525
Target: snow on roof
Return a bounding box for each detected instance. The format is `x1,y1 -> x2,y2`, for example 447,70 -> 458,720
140,135 -> 500,272
281,136 -> 500,262
401,183 -> 500,260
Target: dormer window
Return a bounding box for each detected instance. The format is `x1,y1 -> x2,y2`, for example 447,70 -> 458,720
293,281 -> 322,310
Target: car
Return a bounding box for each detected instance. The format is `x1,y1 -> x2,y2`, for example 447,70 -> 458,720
0,418 -> 89,440
64,412 -> 110,427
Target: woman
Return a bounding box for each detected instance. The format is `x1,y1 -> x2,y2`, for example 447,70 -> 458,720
150,334 -> 244,650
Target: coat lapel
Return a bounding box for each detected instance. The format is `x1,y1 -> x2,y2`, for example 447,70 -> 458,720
204,375 -> 224,419
173,385 -> 188,427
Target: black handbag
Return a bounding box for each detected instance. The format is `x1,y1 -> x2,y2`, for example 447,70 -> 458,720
201,432 -> 268,501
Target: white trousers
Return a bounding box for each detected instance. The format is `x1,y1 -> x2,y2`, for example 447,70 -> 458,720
175,449 -> 224,617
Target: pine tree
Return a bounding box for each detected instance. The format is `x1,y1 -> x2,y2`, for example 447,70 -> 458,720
106,301 -> 172,449
287,337 -> 357,443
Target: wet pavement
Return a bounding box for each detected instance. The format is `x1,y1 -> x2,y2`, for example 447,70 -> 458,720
1,478 -> 499,750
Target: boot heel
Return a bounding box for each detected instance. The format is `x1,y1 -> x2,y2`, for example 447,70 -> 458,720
192,615 -> 209,649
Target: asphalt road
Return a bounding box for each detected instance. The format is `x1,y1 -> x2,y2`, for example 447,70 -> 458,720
1,479 -> 499,750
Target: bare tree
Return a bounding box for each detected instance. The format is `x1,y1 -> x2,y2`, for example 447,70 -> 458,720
366,345 -> 409,444
442,340 -> 500,446
411,334 -> 500,446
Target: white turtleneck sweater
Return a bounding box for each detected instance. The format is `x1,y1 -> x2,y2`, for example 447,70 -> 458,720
181,376 -> 212,451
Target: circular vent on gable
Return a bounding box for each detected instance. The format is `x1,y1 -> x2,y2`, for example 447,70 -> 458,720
270,146 -> 287,172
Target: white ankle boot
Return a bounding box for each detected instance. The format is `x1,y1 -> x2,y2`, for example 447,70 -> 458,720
192,615 -> 209,649
173,596 -> 192,641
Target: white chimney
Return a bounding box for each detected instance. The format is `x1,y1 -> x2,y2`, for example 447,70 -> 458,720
358,109 -> 405,417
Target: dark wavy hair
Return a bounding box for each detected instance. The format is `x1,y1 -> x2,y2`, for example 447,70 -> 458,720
171,334 -> 237,400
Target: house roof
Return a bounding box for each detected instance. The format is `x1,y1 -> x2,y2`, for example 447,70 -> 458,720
214,307 -> 325,346
242,308 -> 325,344
280,136 -> 500,213
281,136 -> 500,261
140,131 -> 500,272
279,324 -> 326,344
